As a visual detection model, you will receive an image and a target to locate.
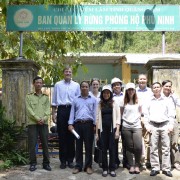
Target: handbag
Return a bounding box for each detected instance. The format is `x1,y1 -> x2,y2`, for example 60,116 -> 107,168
94,145 -> 102,167
94,139 -> 102,168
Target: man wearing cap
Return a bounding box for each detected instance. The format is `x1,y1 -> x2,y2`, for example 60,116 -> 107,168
52,66 -> 80,169
68,81 -> 97,175
111,77 -> 125,169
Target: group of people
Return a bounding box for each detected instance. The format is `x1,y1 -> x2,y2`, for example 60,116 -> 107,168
25,65 -> 180,178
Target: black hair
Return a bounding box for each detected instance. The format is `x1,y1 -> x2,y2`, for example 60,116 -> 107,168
80,81 -> 90,88
33,76 -> 43,83
100,89 -> 113,108
111,82 -> 122,88
100,89 -> 113,101
151,82 -> 161,88
162,80 -> 172,86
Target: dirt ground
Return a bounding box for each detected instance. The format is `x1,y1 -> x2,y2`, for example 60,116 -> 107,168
0,156 -> 180,180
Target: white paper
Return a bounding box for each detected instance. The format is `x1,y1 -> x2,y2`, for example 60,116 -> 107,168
72,129 -> 80,139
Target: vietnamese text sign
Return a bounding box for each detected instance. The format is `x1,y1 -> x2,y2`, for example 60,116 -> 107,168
6,5 -> 180,32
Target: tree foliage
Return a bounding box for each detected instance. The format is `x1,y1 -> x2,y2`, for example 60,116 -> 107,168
0,105 -> 28,170
86,0 -> 180,53
0,0 -> 92,84
0,0 -> 180,84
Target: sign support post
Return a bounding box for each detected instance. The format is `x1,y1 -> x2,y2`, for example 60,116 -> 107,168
162,31 -> 165,55
19,31 -> 23,58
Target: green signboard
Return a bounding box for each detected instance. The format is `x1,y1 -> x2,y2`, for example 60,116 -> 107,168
6,5 -> 180,32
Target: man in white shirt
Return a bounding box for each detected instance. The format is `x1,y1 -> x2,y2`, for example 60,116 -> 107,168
161,80 -> 180,171
52,66 -> 80,169
144,82 -> 174,177
136,73 -> 153,169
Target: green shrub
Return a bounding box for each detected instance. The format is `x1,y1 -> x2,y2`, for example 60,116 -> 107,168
0,105 -> 28,170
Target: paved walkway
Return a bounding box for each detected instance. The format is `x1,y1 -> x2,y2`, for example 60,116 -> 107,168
0,157 -> 180,180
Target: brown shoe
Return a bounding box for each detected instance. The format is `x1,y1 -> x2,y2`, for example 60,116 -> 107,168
72,168 -> 80,174
86,167 -> 93,174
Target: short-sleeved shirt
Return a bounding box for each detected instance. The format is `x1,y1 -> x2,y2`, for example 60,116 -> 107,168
121,103 -> 142,128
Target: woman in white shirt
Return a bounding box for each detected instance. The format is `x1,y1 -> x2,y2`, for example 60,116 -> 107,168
121,83 -> 142,174
89,78 -> 101,102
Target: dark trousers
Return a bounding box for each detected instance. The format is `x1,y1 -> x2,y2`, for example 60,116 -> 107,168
115,138 -> 120,166
74,122 -> 94,171
122,127 -> 142,167
57,106 -> 75,164
100,127 -> 116,171
28,124 -> 49,165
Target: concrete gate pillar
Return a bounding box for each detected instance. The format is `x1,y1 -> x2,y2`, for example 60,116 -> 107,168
121,57 -> 131,83
0,57 -> 40,126
146,57 -> 180,122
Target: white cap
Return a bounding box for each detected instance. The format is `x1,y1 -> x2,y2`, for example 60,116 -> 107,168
125,83 -> 135,90
102,85 -> 112,92
111,77 -> 122,85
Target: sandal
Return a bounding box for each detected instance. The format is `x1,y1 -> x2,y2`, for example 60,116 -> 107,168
110,171 -> 116,177
134,167 -> 140,174
102,171 -> 108,177
129,166 -> 135,174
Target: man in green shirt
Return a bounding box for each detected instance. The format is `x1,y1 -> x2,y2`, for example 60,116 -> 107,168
26,76 -> 51,171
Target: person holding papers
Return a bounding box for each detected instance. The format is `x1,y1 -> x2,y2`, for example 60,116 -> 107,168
68,81 -> 97,175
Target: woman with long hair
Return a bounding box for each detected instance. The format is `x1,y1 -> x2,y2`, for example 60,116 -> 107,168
121,83 -> 142,174
96,85 -> 120,177
89,78 -> 101,102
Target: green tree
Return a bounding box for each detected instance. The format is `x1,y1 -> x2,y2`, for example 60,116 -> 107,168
0,0 -> 92,84
0,0 -> 180,84
85,0 -> 180,53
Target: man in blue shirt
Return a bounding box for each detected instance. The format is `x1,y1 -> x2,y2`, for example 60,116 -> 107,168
52,66 -> 80,169
68,81 -> 97,175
